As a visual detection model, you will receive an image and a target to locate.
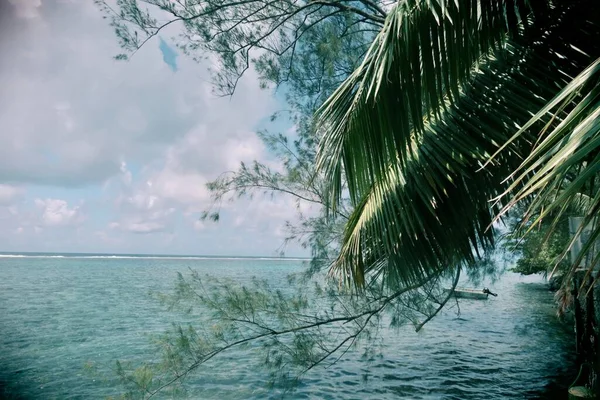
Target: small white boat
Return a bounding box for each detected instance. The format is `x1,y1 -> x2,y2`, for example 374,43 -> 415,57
443,287 -> 497,300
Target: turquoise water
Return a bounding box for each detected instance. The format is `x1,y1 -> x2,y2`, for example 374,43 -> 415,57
0,254 -> 574,399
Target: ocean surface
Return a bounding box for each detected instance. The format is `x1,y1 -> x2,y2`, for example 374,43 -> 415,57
0,253 -> 575,399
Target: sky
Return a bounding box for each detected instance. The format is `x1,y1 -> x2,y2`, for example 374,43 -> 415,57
0,0 -> 311,257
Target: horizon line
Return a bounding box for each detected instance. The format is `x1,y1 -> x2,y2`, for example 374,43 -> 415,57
0,250 -> 312,260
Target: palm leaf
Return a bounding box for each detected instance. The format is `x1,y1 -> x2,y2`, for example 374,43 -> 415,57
315,0 -> 600,288
496,57 -> 600,288
317,0 -> 531,207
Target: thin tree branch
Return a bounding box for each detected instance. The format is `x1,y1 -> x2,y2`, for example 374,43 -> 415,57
415,267 -> 461,332
356,0 -> 387,18
145,272 -> 439,398
310,1 -> 385,24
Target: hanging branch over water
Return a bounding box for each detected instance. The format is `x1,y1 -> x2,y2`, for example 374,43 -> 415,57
114,266 -> 462,398
415,267 -> 460,332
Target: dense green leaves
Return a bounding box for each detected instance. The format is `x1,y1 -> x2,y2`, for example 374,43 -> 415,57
497,58 -> 600,285
316,0 -> 600,289
503,206 -> 571,277
317,0 -> 530,206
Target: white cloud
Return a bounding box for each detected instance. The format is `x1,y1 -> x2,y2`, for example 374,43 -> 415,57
193,220 -> 205,231
227,194 -> 321,241
1,0 -> 274,191
119,162 -> 133,186
0,0 -> 309,256
0,184 -> 23,206
8,0 -> 42,19
0,1 -> 209,186
148,171 -> 209,207
34,198 -> 84,227
106,90 -> 275,231
111,220 -> 169,234
110,188 -> 177,234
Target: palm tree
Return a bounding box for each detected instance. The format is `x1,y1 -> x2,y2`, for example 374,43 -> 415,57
315,0 -> 600,290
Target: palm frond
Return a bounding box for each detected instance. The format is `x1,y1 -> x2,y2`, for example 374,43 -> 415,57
497,57 -> 600,287
316,0 -> 535,208
316,0 -> 600,289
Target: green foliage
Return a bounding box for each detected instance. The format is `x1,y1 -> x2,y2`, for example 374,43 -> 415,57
194,15 -> 368,264
495,57 -> 600,285
96,0 -> 385,96
111,267 -> 464,398
314,0 -> 600,290
202,128 -> 349,266
505,211 -> 571,276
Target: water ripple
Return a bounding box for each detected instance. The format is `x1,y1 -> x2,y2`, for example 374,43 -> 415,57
0,258 -> 576,399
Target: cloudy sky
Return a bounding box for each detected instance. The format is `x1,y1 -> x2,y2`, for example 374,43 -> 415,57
0,0 -> 309,256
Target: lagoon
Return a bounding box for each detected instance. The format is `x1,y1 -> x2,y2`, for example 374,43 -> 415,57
0,254 -> 574,399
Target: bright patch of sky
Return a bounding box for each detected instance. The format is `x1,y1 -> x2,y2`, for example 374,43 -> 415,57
0,0 -> 311,257
159,38 -> 178,72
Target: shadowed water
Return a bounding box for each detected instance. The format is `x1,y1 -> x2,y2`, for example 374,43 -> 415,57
0,254 -> 575,399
